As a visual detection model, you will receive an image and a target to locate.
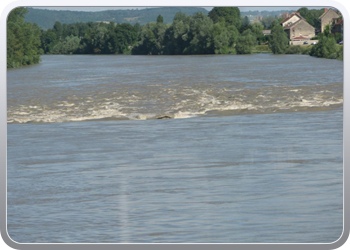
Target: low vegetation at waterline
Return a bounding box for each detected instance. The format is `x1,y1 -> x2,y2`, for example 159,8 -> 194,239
309,34 -> 343,60
7,7 -> 343,68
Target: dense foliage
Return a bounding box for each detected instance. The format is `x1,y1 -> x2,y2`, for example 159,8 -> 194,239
269,21 -> 289,54
37,8 -> 265,56
41,21 -> 138,54
309,22 -> 343,60
132,9 -> 262,55
7,7 -> 343,68
7,8 -> 42,68
208,7 -> 241,28
296,8 -> 325,31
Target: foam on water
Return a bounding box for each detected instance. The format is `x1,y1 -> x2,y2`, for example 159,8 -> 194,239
7,82 -> 343,124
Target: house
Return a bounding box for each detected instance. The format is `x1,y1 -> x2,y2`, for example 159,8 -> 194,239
280,12 -> 303,27
332,17 -> 343,35
262,30 -> 271,36
280,12 -> 315,45
284,19 -> 315,41
319,8 -> 340,33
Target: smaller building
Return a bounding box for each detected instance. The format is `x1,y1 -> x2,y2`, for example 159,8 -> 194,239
262,30 -> 271,36
332,17 -> 343,34
319,8 -> 340,33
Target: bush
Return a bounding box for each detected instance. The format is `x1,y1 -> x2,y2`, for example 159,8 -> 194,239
286,45 -> 312,55
336,45 -> 343,60
285,46 -> 303,54
302,46 -> 312,55
310,34 -> 337,59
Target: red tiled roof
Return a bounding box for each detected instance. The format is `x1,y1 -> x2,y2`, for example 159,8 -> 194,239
291,36 -> 309,40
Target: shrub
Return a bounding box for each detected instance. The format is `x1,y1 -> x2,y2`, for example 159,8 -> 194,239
310,34 -> 337,59
285,46 -> 303,54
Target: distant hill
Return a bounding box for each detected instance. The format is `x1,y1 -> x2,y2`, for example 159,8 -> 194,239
25,7 -> 209,29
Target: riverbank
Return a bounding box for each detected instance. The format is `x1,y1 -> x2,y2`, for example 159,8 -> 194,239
255,44 -> 343,60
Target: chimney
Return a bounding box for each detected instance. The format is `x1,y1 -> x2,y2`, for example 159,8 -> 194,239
324,8 -> 328,13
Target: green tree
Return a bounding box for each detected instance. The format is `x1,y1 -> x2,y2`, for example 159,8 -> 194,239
310,33 -> 337,59
163,12 -> 191,54
157,15 -> 164,24
269,21 -> 289,54
107,23 -> 138,54
41,30 -> 58,54
261,16 -> 277,29
132,23 -> 161,55
52,35 -> 81,54
297,8 -> 324,31
208,7 -> 241,28
211,22 -> 230,54
53,21 -> 63,40
7,7 -> 42,68
185,12 -> 213,54
250,22 -> 264,44
240,16 -> 251,32
235,29 -> 256,54
226,25 -> 240,46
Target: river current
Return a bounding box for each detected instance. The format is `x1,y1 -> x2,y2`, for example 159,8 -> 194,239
7,54 -> 343,243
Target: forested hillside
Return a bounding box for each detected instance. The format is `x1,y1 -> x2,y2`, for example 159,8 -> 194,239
25,7 -> 209,29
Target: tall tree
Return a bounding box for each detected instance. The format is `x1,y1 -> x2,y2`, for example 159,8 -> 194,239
208,7 -> 241,28
240,16 -> 251,32
211,22 -> 230,54
235,29 -> 256,54
7,7 -> 42,68
297,8 -> 324,31
269,21 -> 289,54
157,15 -> 164,24
185,12 -> 213,54
261,16 -> 278,29
164,12 -> 191,54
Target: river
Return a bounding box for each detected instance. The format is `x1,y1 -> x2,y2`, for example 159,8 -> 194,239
7,54 -> 343,243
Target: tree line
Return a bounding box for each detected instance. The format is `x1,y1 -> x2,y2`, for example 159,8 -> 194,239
7,7 -> 343,68
41,21 -> 139,54
41,7 -> 270,56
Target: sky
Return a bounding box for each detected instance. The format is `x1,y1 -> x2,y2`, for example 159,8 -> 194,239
32,7 -> 305,12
